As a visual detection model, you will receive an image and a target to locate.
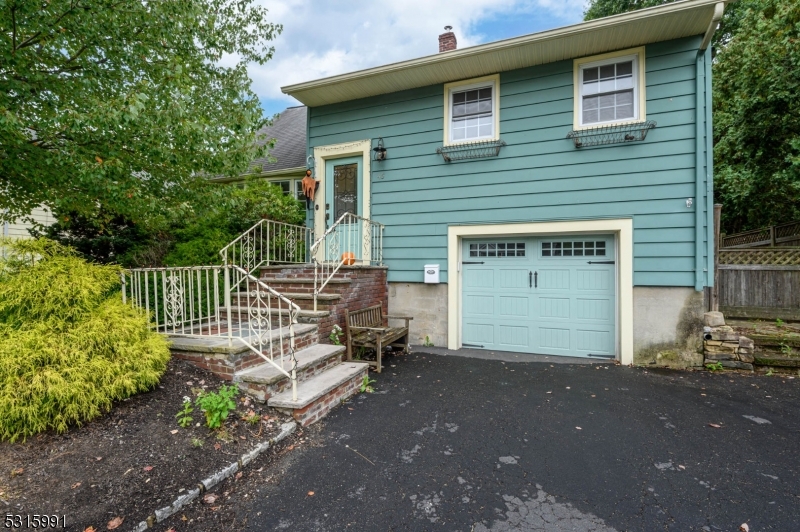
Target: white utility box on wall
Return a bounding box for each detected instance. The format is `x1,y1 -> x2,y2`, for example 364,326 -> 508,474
424,264 -> 440,284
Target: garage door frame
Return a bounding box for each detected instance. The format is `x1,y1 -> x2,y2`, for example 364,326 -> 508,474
447,219 -> 633,365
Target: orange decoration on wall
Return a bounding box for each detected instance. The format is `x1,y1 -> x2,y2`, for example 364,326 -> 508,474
301,169 -> 318,202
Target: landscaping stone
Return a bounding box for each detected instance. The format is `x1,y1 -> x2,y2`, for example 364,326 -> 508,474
704,352 -> 738,361
704,311 -> 725,327
739,336 -> 755,350
739,352 -> 755,364
703,313 -> 754,371
719,360 -> 755,371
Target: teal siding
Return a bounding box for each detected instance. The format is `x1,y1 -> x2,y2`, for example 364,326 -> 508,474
308,36 -> 711,287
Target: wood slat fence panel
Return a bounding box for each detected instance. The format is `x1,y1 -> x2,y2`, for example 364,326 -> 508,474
717,262 -> 800,321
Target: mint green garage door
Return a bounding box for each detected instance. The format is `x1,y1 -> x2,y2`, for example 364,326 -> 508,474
461,236 -> 616,359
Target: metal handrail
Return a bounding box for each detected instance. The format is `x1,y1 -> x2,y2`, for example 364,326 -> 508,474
227,264 -> 300,401
219,219 -> 314,275
309,212 -> 384,311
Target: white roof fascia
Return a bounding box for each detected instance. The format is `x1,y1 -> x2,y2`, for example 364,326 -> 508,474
282,0 -> 733,107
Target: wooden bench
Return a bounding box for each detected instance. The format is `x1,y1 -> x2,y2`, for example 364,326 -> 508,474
344,305 -> 412,373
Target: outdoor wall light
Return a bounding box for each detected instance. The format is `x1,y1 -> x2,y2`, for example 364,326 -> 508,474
373,137 -> 387,161
306,154 -> 315,177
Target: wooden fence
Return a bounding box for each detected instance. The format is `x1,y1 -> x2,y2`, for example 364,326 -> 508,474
721,220 -> 800,248
717,248 -> 800,320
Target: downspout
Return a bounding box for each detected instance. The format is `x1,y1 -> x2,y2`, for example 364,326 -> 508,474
695,2 -> 724,291
704,46 -> 715,286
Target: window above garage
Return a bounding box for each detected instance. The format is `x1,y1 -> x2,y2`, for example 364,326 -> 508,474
573,47 -> 646,130
444,74 -> 500,146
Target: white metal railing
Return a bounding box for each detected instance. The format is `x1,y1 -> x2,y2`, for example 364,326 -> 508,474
220,219 -> 314,276
226,264 -> 300,401
121,266 -> 224,336
123,263 -> 301,401
310,212 -> 384,311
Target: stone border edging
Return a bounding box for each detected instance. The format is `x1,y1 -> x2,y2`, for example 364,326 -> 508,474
131,421 -> 297,531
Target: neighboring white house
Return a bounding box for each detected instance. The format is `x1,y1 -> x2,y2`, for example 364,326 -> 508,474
3,206 -> 56,239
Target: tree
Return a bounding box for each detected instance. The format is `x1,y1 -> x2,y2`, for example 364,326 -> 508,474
584,0 -> 746,54
713,0 -> 800,232
0,0 -> 281,225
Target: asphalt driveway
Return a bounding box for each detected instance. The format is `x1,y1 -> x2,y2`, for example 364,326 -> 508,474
242,350 -> 800,531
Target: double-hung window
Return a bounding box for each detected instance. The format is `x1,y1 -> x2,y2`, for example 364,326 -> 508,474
444,75 -> 500,145
574,48 -> 645,129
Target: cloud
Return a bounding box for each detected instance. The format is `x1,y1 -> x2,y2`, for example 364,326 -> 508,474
250,0 -> 585,108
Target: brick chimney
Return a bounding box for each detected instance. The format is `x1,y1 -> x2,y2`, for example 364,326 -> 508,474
439,26 -> 457,53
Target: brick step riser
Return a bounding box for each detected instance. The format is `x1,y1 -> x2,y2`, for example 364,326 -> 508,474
235,352 -> 346,403
231,297 -> 337,312
171,327 -> 319,381
272,365 -> 368,427
260,273 -> 352,281
245,282 -> 349,296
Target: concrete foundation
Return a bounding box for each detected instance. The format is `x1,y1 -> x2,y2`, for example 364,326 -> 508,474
632,286 -> 705,367
388,282 -> 448,348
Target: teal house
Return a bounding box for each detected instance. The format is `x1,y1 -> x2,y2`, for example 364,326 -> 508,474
282,0 -> 727,366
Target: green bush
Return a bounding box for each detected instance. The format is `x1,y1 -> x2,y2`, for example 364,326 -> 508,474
37,177 -> 306,268
0,239 -> 170,442
162,178 -> 305,267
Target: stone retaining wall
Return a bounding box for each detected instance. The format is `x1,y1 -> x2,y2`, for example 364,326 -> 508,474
702,311 -> 754,371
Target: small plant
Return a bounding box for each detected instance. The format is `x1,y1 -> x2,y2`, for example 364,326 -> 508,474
215,427 -> 234,442
423,335 -> 434,347
329,324 -> 343,346
176,396 -> 194,428
353,346 -> 367,360
765,368 -> 775,377
776,318 -> 785,328
191,437 -> 204,448
195,384 -> 238,429
359,374 -> 376,393
242,410 -> 261,425
705,361 -> 724,371
780,343 -> 794,356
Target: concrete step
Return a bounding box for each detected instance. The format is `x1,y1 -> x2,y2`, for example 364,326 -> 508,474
168,323 -> 319,379
234,343 -> 346,401
268,362 -> 369,426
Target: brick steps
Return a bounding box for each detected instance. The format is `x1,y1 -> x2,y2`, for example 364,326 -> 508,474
233,344 -> 346,402
268,361 -> 368,426
169,323 -> 318,379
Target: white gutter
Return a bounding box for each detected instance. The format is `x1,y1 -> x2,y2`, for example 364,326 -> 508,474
700,2 -> 726,50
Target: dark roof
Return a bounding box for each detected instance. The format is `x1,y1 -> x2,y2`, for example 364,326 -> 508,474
248,106 -> 307,174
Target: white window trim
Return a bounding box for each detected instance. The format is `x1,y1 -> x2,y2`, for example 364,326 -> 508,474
573,47 -> 646,130
443,74 -> 500,146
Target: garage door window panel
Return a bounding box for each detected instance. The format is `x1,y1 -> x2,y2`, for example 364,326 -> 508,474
469,242 -> 525,257
542,241 -> 606,257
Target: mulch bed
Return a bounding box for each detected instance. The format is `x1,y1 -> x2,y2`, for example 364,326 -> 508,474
0,359 -> 295,532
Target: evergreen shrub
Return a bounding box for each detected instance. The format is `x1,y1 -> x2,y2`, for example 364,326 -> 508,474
0,239 -> 170,442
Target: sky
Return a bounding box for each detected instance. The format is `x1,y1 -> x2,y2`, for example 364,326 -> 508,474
253,0 -> 588,118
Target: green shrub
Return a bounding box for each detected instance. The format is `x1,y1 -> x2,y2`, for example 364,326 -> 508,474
195,384 -> 238,429
37,177 -> 306,268
0,238 -> 170,442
